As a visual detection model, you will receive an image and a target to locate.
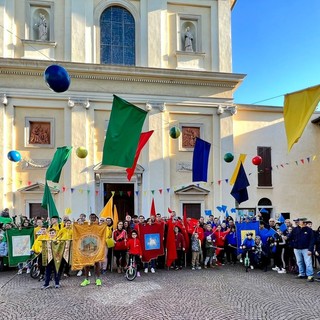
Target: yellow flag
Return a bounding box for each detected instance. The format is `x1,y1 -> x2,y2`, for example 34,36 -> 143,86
284,85 -> 320,152
113,204 -> 119,229
100,194 -> 114,218
229,154 -> 247,185
71,223 -> 106,270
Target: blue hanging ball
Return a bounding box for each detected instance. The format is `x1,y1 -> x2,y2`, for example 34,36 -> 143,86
169,127 -> 181,139
7,150 -> 22,162
44,65 -> 71,93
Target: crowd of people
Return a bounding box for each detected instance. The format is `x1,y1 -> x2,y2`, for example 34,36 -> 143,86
0,208 -> 320,288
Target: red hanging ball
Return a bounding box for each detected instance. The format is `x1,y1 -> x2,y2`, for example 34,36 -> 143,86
252,156 -> 262,166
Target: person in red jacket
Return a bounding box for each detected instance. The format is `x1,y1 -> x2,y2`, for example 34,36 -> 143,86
174,226 -> 186,270
127,229 -> 142,277
213,225 -> 230,265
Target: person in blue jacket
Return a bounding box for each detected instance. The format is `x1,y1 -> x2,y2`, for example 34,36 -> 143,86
288,218 -> 314,282
240,232 -> 255,269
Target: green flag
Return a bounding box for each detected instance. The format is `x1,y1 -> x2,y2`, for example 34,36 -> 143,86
102,95 -> 147,167
41,182 -> 60,219
6,227 -> 34,267
46,146 -> 72,183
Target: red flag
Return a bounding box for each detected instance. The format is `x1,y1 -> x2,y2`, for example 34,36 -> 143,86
168,207 -> 173,214
150,198 -> 156,217
139,223 -> 164,263
126,130 -> 154,181
166,219 -> 177,267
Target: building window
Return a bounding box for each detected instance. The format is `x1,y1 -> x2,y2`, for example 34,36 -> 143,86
257,146 -> 272,187
100,6 -> 135,66
183,203 -> 201,219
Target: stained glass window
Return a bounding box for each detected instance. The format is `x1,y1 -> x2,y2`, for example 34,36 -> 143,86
100,6 -> 135,66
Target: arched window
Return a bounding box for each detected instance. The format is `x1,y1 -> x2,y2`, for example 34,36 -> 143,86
100,6 -> 135,66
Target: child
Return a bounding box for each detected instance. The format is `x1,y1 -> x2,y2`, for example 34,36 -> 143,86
272,229 -> 286,273
190,232 -> 201,270
204,230 -> 216,268
41,228 -> 61,289
126,229 -> 142,277
253,236 -> 268,271
174,226 -> 185,270
225,226 -> 237,265
240,232 -> 255,269
0,233 -> 8,271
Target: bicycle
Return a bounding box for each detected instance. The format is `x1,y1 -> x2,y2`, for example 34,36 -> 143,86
125,255 -> 137,281
240,247 -> 255,272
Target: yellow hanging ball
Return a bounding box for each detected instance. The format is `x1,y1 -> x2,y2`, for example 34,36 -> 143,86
76,146 -> 88,159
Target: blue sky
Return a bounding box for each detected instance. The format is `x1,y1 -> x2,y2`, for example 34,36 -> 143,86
231,0 -> 320,107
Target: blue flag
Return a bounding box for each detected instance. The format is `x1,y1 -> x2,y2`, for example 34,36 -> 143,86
230,163 -> 250,204
278,214 -> 285,223
192,138 -> 211,182
279,223 -> 287,232
235,221 -> 260,254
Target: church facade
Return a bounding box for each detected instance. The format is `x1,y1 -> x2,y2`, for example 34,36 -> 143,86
0,0 -> 319,225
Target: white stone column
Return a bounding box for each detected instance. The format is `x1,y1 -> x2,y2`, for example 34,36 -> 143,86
66,99 -> 92,217
147,0 -> 168,68
0,0 -> 15,58
141,102 -> 170,216
67,0 -> 93,63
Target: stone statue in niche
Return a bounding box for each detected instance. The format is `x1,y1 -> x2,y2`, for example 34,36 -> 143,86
184,27 -> 194,52
35,13 -> 48,41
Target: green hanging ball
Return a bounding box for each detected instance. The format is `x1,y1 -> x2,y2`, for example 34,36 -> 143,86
224,152 -> 234,163
169,127 -> 181,139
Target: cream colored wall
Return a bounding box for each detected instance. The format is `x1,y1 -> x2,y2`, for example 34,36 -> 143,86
233,108 -> 320,227
0,0 -> 232,72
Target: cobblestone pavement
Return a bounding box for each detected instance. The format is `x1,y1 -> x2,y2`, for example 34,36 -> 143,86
0,265 -> 319,320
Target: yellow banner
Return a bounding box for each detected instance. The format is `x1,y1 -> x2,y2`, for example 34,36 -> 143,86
72,223 -> 106,270
284,85 -> 320,152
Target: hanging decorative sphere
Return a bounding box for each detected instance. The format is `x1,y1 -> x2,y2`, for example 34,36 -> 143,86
44,65 -> 71,93
169,127 -> 181,139
224,152 -> 234,163
7,150 -> 21,162
252,156 -> 263,166
76,146 -> 88,159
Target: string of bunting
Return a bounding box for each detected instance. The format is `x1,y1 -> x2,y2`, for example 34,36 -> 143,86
1,153 -> 318,195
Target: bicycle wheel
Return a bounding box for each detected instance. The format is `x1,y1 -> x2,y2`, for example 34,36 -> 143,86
125,267 -> 137,281
30,264 -> 40,279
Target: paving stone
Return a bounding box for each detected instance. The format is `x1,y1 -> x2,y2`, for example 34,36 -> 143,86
0,266 -> 319,320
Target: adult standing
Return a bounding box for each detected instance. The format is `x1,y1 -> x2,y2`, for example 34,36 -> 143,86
288,218 -> 314,282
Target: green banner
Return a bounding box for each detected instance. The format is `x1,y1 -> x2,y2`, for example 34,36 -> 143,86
6,228 -> 34,267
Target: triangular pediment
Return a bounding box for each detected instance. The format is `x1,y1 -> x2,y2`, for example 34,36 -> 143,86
17,182 -> 59,194
175,184 -> 210,195
93,162 -> 144,174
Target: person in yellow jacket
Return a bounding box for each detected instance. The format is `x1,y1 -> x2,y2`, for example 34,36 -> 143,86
33,218 -> 44,240
57,219 -> 73,277
57,219 -> 73,240
101,217 -> 114,273
30,227 -> 47,280
49,216 -> 61,233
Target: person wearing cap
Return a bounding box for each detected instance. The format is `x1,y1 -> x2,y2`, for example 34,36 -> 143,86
287,218 -> 315,282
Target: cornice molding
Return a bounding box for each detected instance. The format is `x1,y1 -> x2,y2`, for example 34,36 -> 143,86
0,58 -> 245,89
